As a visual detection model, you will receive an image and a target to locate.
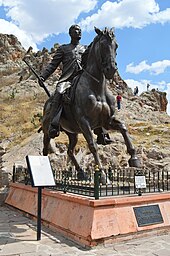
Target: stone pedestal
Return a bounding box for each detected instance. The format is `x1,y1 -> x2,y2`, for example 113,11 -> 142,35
5,183 -> 170,246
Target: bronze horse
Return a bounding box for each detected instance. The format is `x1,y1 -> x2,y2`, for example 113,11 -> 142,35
42,27 -> 141,183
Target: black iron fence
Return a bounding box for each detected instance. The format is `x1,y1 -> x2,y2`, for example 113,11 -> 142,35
12,164 -> 170,199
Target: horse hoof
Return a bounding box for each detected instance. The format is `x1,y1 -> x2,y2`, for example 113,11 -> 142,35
48,128 -> 60,138
128,156 -> 142,168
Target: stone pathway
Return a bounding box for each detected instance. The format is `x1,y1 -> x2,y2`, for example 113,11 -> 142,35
1,205 -> 170,256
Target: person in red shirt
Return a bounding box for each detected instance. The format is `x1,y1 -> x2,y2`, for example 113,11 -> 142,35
116,93 -> 122,110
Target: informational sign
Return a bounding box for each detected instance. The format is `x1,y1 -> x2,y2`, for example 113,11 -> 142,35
26,155 -> 56,241
26,155 -> 55,187
134,204 -> 164,227
135,175 -> 146,189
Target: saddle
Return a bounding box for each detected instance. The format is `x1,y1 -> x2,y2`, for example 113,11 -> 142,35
62,74 -> 82,105
50,73 -> 81,131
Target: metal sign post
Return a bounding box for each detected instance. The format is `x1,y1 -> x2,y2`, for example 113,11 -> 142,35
37,187 -> 42,240
26,155 -> 56,240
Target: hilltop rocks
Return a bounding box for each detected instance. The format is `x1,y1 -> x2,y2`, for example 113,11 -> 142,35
0,34 -> 25,77
141,89 -> 168,112
0,34 -> 25,63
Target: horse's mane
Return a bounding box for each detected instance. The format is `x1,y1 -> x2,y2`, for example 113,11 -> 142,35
81,43 -> 92,69
81,27 -> 116,69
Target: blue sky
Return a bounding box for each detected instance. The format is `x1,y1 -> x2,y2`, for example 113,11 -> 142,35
0,0 -> 170,115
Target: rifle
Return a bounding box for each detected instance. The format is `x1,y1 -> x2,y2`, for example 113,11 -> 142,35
23,58 -> 51,97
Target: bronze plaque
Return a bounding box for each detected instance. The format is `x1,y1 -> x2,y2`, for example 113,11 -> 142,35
133,205 -> 163,227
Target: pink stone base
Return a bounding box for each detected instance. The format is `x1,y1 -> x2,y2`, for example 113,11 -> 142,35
5,183 -> 170,246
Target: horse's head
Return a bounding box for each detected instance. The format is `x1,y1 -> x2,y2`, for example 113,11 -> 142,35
94,27 -> 118,80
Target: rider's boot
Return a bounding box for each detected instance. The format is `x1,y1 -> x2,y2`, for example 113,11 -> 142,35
96,132 -> 113,145
48,92 -> 62,139
94,127 -> 113,145
104,133 -> 113,144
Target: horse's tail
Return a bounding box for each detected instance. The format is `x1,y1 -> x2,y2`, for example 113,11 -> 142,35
37,99 -> 50,133
40,96 -> 53,135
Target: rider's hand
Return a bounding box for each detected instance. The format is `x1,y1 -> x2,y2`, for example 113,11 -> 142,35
38,76 -> 45,87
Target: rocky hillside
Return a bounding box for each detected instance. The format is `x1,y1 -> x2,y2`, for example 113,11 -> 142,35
0,33 -> 170,194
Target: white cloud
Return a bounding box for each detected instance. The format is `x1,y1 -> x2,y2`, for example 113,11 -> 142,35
0,0 -> 97,50
0,0 -> 170,50
126,60 -> 170,75
125,79 -> 170,115
153,7 -> 170,24
79,0 -> 170,30
0,19 -> 38,50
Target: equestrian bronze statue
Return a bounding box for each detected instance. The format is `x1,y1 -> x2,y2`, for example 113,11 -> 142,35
41,27 -> 141,183
40,24 -> 112,145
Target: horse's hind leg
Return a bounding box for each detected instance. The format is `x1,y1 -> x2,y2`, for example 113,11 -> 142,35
110,118 -> 141,167
66,132 -> 87,180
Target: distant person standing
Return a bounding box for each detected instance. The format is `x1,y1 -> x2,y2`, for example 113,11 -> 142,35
147,83 -> 150,91
116,93 -> 122,110
134,86 -> 139,96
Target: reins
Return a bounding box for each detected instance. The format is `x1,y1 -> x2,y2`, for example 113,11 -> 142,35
82,68 -> 100,83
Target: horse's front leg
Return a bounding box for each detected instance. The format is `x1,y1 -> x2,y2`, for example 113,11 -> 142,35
43,133 -> 51,156
109,118 -> 141,167
79,118 -> 102,166
78,117 -> 108,184
66,131 -> 88,181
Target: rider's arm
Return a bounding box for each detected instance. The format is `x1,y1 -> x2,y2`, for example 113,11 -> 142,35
40,46 -> 64,81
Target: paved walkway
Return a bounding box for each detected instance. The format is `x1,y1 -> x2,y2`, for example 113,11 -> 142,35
1,205 -> 170,256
